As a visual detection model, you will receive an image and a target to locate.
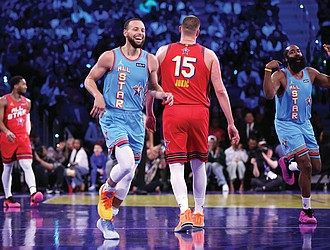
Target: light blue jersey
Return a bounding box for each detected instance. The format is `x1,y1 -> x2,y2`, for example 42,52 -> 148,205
103,47 -> 148,111
274,67 -> 319,160
275,68 -> 312,124
100,47 -> 149,163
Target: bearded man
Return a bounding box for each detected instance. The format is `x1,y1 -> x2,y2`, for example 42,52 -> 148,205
263,44 -> 330,224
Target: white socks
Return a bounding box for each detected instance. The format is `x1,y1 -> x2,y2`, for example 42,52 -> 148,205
169,163 -> 189,213
191,160 -> 206,214
302,197 -> 311,210
19,159 -> 37,195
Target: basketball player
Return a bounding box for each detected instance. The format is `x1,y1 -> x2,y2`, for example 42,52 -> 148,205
263,44 -> 330,224
84,18 -> 173,239
156,15 -> 240,232
0,76 -> 43,208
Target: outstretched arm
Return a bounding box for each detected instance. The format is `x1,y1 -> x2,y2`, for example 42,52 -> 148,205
147,53 -> 173,106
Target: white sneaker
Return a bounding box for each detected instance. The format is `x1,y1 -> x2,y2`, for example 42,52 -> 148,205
222,184 -> 229,193
88,185 -> 96,192
97,218 -> 120,240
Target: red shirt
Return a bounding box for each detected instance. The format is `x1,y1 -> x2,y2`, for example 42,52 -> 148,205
160,43 -> 211,107
3,94 -> 29,135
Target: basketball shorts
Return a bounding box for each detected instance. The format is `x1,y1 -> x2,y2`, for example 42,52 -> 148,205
275,119 -> 320,161
100,108 -> 145,164
0,132 -> 32,164
163,105 -> 209,164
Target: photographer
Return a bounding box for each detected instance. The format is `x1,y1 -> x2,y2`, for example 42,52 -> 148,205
250,140 -> 283,191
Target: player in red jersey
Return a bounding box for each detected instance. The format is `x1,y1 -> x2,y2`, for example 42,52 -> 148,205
156,15 -> 240,232
0,76 -> 43,208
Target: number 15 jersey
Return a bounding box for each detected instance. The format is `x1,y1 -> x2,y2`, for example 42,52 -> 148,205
159,43 -> 211,107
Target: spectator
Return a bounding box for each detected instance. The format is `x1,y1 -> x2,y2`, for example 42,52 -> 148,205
88,143 -> 107,192
33,145 -> 65,194
250,142 -> 283,191
64,139 -> 89,192
205,135 -> 229,193
224,141 -> 248,193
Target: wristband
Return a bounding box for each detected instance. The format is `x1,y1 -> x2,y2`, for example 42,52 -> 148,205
264,68 -> 272,72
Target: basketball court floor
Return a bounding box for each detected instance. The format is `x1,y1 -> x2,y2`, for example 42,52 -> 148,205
1,191 -> 329,249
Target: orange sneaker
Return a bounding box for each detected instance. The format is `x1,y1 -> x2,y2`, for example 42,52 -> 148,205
98,184 -> 114,220
192,212 -> 204,228
174,208 -> 193,232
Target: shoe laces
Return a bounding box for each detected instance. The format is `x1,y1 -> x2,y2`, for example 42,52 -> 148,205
101,191 -> 114,210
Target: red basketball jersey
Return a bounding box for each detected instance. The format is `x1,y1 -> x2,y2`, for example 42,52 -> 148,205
3,94 -> 29,135
159,43 -> 211,107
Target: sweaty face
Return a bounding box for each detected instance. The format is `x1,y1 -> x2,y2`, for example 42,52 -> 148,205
125,21 -> 145,48
287,55 -> 306,74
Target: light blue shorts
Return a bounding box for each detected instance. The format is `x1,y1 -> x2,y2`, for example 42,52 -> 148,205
99,108 -> 145,164
275,119 -> 319,161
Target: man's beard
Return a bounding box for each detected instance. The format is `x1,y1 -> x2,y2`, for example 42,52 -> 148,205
287,55 -> 306,74
127,35 -> 144,48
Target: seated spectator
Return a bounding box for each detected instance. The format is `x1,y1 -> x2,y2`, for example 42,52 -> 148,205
131,144 -> 167,193
224,142 -> 248,193
206,135 -> 229,192
250,141 -> 283,191
64,139 -> 89,192
33,145 -> 65,194
88,143 -> 107,192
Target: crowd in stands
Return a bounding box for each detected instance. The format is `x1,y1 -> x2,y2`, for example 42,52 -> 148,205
0,0 -> 329,194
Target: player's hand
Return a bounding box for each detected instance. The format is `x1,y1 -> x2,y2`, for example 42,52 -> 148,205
146,114 -> 156,132
162,92 -> 174,106
265,60 -> 282,71
5,130 -> 16,142
228,124 -> 240,145
90,94 -> 106,118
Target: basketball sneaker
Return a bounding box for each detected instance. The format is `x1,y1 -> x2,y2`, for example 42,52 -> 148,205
299,209 -> 317,224
30,192 -> 44,207
192,212 -> 204,228
174,208 -> 193,232
3,197 -> 20,208
96,218 -> 120,240
98,184 -> 114,220
278,157 -> 295,185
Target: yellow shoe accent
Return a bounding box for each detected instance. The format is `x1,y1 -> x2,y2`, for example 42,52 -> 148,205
98,184 -> 114,220
192,212 -> 204,228
174,208 -> 193,232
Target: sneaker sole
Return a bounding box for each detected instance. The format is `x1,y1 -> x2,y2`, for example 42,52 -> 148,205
174,222 -> 193,232
278,157 -> 294,185
97,218 -> 120,240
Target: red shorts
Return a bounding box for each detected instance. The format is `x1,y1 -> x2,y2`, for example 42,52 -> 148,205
0,132 -> 32,164
163,105 -> 209,163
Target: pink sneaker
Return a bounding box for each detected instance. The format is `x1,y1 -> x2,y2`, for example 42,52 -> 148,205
30,192 -> 44,207
278,157 -> 295,185
3,197 -> 21,208
299,209 -> 317,224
